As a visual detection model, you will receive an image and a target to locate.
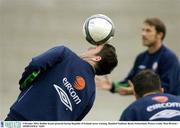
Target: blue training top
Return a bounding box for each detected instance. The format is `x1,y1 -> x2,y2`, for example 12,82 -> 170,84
8,46 -> 96,121
121,45 -> 180,95
120,93 -> 180,121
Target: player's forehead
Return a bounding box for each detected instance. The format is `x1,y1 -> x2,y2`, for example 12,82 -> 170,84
142,23 -> 156,31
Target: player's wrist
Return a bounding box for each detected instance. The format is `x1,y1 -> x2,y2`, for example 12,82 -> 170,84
110,81 -> 129,93
20,70 -> 40,91
110,81 -> 120,93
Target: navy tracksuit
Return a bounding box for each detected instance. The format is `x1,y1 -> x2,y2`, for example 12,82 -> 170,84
120,93 -> 180,121
120,45 -> 180,95
7,46 -> 96,121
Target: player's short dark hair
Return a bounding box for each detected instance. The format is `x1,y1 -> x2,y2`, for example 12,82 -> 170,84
144,17 -> 166,40
132,69 -> 161,98
95,43 -> 118,75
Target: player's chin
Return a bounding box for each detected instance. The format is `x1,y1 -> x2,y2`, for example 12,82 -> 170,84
142,41 -> 150,46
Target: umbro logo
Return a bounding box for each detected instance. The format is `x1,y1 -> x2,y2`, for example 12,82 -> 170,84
53,84 -> 72,111
149,109 -> 180,120
138,65 -> 146,69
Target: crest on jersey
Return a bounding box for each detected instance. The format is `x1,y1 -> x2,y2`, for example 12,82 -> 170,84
152,62 -> 158,71
73,76 -> 86,90
53,84 -> 72,111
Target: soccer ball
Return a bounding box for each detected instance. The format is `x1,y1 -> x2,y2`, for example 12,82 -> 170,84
83,14 -> 115,45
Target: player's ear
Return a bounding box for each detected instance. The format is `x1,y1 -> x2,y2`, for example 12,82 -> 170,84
157,32 -> 163,40
92,56 -> 101,62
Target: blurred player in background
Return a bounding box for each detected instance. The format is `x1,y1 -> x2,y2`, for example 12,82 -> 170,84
5,43 -> 118,121
120,70 -> 180,121
96,17 -> 180,95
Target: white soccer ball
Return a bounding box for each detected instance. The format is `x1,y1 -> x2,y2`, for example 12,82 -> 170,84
83,14 -> 115,45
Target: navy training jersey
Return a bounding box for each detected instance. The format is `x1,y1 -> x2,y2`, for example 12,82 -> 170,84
120,93 -> 180,121
121,45 -> 180,95
8,46 -> 96,121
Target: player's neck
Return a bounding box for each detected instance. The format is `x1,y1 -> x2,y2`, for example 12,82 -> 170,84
143,91 -> 160,97
148,41 -> 162,54
81,57 -> 96,72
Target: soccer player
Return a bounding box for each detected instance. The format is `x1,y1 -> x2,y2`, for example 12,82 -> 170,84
5,44 -> 118,121
96,17 -> 180,95
120,70 -> 180,121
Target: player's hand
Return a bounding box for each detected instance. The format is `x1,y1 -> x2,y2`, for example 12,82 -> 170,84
95,75 -> 112,90
117,80 -> 133,95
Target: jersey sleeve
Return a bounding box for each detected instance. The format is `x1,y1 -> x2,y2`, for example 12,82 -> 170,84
19,46 -> 66,90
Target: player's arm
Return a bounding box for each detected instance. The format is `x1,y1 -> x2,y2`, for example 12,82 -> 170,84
158,54 -> 180,95
110,55 -> 141,94
96,75 -> 133,95
96,70 -> 134,95
19,46 -> 66,90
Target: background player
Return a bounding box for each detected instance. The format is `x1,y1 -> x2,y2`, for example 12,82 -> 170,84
120,69 -> 180,121
96,17 -> 180,95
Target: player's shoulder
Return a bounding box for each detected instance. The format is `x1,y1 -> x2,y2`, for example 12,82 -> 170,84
120,97 -> 150,121
144,93 -> 180,103
158,45 -> 180,66
131,94 -> 160,106
51,45 -> 70,52
125,98 -> 145,110
53,45 -> 77,57
162,93 -> 180,101
161,45 -> 178,60
135,50 -> 147,61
